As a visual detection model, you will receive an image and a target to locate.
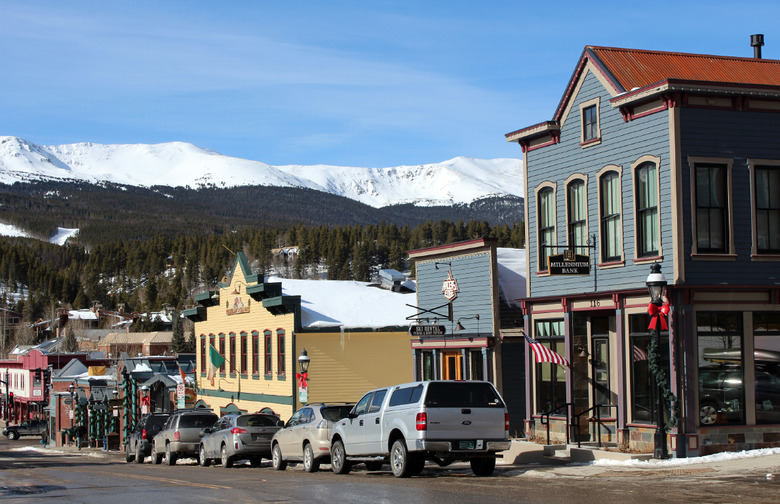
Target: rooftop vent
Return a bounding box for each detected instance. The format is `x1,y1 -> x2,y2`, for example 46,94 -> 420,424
751,34 -> 764,59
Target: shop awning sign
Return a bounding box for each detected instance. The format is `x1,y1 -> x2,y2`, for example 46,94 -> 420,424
409,324 -> 446,337
548,250 -> 590,275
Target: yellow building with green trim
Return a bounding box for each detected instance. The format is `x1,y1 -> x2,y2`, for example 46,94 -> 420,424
184,252 -> 416,420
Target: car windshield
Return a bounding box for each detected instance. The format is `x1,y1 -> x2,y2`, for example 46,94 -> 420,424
321,406 -> 353,422
179,414 -> 217,428
424,382 -> 504,408
238,415 -> 278,427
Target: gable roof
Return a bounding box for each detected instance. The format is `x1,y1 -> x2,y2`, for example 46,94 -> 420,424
588,46 -> 780,92
507,45 -> 780,143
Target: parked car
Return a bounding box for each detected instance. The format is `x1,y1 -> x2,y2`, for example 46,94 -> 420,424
152,409 -> 218,465
198,413 -> 283,468
699,365 -> 780,425
330,380 -> 510,478
271,402 -> 354,472
3,419 -> 47,440
125,413 -> 170,463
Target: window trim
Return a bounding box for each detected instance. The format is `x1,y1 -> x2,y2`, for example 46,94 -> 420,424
579,98 -> 601,147
597,165 -> 624,266
535,182 -> 558,274
631,155 -> 663,262
218,333 -> 226,375
229,332 -> 236,375
565,174 -> 589,255
689,157 -> 734,258
748,158 -> 780,259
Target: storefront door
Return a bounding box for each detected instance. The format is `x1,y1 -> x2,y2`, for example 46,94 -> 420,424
442,352 -> 463,380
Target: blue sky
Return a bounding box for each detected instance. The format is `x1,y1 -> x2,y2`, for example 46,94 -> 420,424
2,1 -> 778,167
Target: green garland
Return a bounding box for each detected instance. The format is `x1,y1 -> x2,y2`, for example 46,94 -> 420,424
647,333 -> 679,430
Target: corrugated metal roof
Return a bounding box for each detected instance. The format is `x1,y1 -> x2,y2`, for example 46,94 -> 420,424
589,46 -> 780,91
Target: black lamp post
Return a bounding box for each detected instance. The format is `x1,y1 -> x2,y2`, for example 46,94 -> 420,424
646,262 -> 668,459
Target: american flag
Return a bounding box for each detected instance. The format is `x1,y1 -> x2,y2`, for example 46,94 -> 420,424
633,345 -> 648,362
524,333 -> 569,367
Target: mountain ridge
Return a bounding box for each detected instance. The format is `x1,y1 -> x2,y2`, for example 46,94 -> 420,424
0,136 -> 524,209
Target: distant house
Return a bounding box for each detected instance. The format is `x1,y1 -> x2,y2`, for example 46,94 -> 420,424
505,43 -> 780,456
97,332 -> 174,358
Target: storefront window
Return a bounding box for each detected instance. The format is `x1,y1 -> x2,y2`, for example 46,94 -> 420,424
421,351 -> 434,381
534,320 -> 566,415
629,314 -> 669,424
470,350 -> 484,381
697,312 -> 744,426
752,313 -> 780,424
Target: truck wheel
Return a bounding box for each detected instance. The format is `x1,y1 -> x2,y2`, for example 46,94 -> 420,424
330,439 -> 351,474
165,443 -> 177,465
271,443 -> 286,470
151,444 -> 162,464
135,443 -> 145,464
390,439 -> 412,478
303,443 -> 320,473
125,442 -> 134,462
470,457 -> 496,477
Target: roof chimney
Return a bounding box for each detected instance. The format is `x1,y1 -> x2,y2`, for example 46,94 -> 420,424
751,34 -> 764,59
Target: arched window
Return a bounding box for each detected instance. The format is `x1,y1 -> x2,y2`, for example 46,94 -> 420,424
537,186 -> 556,270
567,179 -> 587,253
635,162 -> 659,257
599,170 -> 622,262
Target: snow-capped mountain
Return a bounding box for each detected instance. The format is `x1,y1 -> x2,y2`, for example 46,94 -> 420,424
0,136 -> 523,208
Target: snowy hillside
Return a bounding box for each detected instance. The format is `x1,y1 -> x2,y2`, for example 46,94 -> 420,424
0,136 -> 524,208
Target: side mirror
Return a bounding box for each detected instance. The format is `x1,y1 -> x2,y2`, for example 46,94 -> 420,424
348,412 -> 357,420
276,420 -> 284,427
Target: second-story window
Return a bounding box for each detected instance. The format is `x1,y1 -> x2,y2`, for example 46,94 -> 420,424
600,170 -> 622,262
755,166 -> 780,254
538,186 -> 556,271
240,332 -> 248,375
252,331 -> 259,376
229,332 -> 236,374
264,330 -> 272,376
695,163 -> 729,253
219,333 -> 226,374
277,330 -> 286,376
636,162 -> 659,257
567,179 -> 587,253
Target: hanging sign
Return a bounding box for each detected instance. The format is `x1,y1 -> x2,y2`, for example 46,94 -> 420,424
548,250 -> 590,275
410,325 -> 446,337
441,269 -> 459,302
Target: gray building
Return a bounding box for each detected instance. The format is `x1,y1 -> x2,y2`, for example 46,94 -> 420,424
506,43 -> 780,456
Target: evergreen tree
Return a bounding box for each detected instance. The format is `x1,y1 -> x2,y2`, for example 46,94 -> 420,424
171,311 -> 186,354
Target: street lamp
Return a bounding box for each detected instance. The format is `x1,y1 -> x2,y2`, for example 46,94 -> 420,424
297,350 -> 310,407
646,263 -> 668,459
297,349 -> 310,374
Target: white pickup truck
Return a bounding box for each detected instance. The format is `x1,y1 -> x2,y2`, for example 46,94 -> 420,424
330,380 -> 510,477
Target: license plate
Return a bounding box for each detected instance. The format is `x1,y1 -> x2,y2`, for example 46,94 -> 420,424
457,440 -> 475,450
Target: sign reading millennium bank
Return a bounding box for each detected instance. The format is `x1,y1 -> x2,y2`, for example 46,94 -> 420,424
548,251 -> 590,275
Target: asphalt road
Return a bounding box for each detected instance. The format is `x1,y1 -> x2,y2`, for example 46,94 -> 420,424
1,437 -> 778,503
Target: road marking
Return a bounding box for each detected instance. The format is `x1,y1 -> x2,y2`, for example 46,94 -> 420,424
71,469 -> 232,490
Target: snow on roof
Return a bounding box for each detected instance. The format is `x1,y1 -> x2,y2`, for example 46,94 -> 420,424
497,248 -> 527,307
133,362 -> 153,372
68,309 -> 98,321
267,276 -> 417,329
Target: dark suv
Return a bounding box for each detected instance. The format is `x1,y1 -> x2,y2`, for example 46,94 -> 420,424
152,409 -> 218,465
3,419 -> 47,440
125,413 -> 170,463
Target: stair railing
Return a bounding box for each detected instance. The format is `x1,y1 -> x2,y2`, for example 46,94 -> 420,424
571,404 -> 617,448
539,402 -> 571,445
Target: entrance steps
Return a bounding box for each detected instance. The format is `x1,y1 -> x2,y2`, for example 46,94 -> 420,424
500,439 -> 652,465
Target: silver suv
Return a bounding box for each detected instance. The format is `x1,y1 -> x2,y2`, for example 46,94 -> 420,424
151,409 -> 218,465
271,402 -> 354,472
330,381 -> 510,477
198,413 -> 282,468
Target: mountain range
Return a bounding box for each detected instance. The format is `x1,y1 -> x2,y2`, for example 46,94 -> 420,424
0,136 -> 525,245
0,136 -> 524,208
